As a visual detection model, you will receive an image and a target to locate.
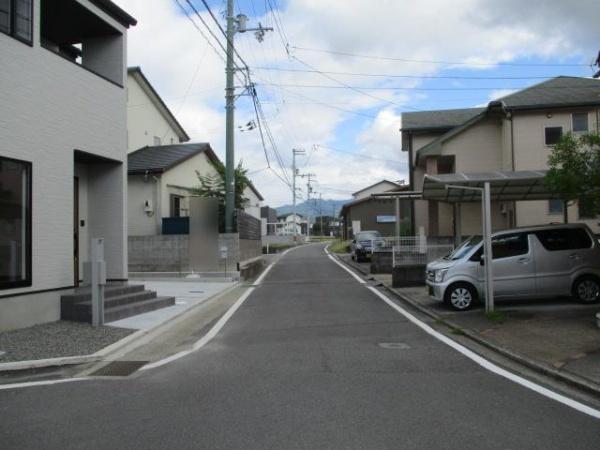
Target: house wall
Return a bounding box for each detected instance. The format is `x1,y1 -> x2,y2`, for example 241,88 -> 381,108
160,152 -> 217,218
0,0 -> 129,331
353,181 -> 399,200
243,187 -> 262,220
128,152 -> 219,236
127,73 -> 182,151
512,108 -> 600,233
410,132 -> 443,235
344,199 -> 411,238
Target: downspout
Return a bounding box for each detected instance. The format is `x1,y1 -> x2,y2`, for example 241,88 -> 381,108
408,131 -> 416,235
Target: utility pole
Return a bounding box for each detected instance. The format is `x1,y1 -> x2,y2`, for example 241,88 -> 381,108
224,0 -> 235,233
224,3 -> 272,233
317,192 -> 323,237
302,173 -> 316,241
292,148 -> 305,241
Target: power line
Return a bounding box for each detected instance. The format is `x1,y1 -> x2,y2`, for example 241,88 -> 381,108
317,145 -> 406,165
195,0 -> 251,72
291,46 -> 590,67
259,82 -> 600,91
291,54 -> 421,110
253,66 -> 559,81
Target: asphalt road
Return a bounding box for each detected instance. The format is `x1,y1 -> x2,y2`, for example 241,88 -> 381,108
1,244 -> 599,449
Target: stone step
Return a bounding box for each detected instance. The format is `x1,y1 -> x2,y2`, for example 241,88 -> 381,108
61,284 -> 146,305
67,290 -> 158,312
62,296 -> 175,323
104,296 -> 176,323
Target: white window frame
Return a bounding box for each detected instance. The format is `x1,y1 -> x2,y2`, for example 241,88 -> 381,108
571,112 -> 589,134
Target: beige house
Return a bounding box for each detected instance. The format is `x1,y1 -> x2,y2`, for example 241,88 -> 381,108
126,67 -> 263,236
401,76 -> 600,238
127,66 -> 190,151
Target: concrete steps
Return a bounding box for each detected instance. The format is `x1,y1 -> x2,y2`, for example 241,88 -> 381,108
61,284 -> 175,324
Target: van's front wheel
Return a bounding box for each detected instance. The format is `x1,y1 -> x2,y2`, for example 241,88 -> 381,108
444,283 -> 477,311
573,276 -> 600,304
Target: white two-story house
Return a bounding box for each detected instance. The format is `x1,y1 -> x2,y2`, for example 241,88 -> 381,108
126,67 -> 263,237
0,0 -> 136,331
401,76 -> 600,238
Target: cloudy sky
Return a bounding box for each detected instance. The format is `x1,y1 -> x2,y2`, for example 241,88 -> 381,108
115,0 -> 599,206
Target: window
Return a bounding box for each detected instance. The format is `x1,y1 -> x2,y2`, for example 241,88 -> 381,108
0,156 -> 32,289
548,199 -> 564,215
170,195 -> 183,218
492,233 -> 528,259
544,126 -> 563,146
153,136 -> 162,146
572,112 -> 589,133
535,228 -> 592,251
579,197 -> 597,219
0,0 -> 33,44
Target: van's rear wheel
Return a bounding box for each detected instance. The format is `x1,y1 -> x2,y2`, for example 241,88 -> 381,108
444,283 -> 477,311
573,276 -> 600,304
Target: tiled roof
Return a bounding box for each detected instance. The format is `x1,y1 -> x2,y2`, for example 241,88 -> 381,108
128,143 -> 214,174
400,108 -> 485,131
497,76 -> 600,109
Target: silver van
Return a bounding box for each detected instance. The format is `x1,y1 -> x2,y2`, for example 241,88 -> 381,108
426,224 -> 600,310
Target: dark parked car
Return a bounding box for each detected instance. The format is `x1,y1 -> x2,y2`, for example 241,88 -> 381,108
351,230 -> 384,262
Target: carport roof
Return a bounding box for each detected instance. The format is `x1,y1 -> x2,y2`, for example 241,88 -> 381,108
422,170 -> 560,202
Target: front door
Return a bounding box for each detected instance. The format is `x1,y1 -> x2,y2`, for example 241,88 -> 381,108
74,177 -> 79,286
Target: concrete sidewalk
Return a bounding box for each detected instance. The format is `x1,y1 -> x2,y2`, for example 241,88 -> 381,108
337,253 -> 600,393
0,279 -> 236,370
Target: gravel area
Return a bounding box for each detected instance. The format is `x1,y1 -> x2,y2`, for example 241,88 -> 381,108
0,321 -> 133,362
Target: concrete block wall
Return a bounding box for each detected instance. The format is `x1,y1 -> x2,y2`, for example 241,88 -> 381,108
128,233 -> 264,272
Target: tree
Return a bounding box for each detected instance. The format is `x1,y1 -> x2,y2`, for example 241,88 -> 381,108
545,132 -> 600,222
191,160 -> 250,231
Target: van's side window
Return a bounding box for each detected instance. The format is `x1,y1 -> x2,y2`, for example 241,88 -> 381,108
469,233 -> 528,261
491,233 -> 528,259
535,228 -> 592,251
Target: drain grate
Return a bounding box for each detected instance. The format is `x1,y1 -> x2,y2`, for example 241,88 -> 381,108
89,360 -> 147,377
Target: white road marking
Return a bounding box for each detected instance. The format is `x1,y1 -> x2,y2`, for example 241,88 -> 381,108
141,245 -> 299,371
366,286 -> 600,420
0,246 -> 304,389
0,377 -> 89,391
323,245 -> 366,284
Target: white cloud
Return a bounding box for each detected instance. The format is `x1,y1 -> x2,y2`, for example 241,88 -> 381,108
114,0 -> 599,206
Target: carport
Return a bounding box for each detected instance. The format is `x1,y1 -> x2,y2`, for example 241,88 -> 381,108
421,170 -> 559,312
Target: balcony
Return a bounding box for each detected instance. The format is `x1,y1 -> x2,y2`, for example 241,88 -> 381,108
40,0 -> 125,87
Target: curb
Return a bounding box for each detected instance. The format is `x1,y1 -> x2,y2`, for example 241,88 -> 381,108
0,281 -> 241,374
331,253 -> 600,398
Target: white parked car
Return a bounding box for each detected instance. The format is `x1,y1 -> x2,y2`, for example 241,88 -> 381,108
426,224 -> 600,310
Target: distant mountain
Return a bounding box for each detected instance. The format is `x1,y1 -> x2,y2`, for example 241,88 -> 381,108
275,198 -> 351,220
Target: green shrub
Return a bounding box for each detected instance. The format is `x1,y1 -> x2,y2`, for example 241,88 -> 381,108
328,240 -> 351,254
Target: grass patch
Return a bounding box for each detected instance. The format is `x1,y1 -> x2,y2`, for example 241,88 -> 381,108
485,311 -> 505,323
328,239 -> 351,254
450,327 -> 465,335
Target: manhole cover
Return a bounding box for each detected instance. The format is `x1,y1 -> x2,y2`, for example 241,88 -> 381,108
89,361 -> 147,377
378,342 -> 410,349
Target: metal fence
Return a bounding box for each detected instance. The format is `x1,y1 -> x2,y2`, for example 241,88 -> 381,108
390,237 -> 454,267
